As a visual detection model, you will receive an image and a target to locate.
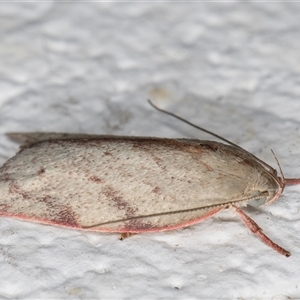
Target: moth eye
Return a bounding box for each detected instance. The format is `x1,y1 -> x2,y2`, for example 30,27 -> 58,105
248,191 -> 269,208
250,198 -> 265,208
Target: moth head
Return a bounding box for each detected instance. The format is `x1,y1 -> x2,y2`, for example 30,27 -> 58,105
249,150 -> 286,207
247,168 -> 284,208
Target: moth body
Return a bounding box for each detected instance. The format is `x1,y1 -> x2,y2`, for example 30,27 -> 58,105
0,134 -> 282,226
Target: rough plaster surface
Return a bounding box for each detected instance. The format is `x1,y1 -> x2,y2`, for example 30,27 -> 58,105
1,2 -> 300,299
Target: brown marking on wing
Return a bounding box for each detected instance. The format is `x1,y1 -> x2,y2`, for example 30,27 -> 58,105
124,219 -> 156,231
103,151 -> 112,156
8,183 -> 19,194
89,176 -> 105,183
0,161 -> 15,182
36,195 -> 79,226
129,138 -> 188,153
36,195 -> 53,204
152,186 -> 160,194
0,203 -> 11,213
201,161 -> 214,171
0,173 -> 11,181
103,186 -> 138,218
151,154 -> 167,171
37,167 -> 45,175
199,143 -> 219,152
8,183 -> 30,200
141,181 -> 161,193
238,158 -> 260,169
55,205 -> 78,227
0,164 -> 10,173
130,140 -> 152,151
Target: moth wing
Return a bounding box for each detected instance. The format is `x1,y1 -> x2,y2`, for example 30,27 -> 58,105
0,137 -> 268,232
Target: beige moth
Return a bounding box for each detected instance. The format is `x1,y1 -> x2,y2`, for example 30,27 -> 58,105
0,101 -> 299,257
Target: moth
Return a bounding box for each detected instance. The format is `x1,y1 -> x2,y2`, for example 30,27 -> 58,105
0,101 -> 299,257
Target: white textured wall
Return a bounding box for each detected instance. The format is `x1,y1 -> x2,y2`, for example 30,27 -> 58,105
1,3 -> 300,299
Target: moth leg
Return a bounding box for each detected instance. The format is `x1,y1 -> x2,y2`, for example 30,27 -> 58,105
285,178 -> 300,185
233,206 -> 290,257
119,233 -> 136,240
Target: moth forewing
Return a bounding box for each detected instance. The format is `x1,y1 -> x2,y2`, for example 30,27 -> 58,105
0,138 -> 268,230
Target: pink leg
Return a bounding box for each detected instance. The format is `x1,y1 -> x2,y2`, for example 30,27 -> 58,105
233,206 -> 290,257
285,178 -> 300,185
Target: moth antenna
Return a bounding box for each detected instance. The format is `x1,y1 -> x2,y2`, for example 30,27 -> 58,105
270,149 -> 285,187
148,100 -> 285,173
148,99 -> 240,149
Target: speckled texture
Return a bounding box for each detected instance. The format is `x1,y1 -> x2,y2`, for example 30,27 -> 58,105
1,2 -> 300,299
0,136 -> 282,233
